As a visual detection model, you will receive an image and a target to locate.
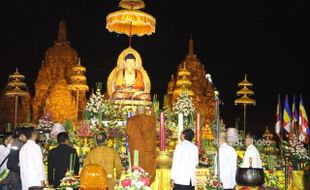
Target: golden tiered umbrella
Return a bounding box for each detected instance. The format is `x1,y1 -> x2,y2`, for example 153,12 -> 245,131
234,74 -> 256,134
68,58 -> 89,120
173,66 -> 194,98
106,0 -> 156,45
5,69 -> 29,128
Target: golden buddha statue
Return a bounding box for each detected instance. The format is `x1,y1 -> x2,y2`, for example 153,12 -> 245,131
107,47 -> 151,107
114,53 -> 144,92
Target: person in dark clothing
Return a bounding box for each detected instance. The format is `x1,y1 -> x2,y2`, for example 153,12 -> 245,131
5,127 -> 27,190
48,132 -> 79,188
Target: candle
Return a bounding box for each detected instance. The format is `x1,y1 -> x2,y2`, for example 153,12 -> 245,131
72,154 -> 76,172
178,113 -> 183,143
133,150 -> 139,166
160,112 -> 165,151
125,111 -> 132,155
125,136 -> 129,155
196,113 -> 201,151
69,154 -> 72,171
128,151 -> 132,173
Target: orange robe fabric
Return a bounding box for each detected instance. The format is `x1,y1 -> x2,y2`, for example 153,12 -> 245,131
126,113 -> 157,183
114,69 -> 144,91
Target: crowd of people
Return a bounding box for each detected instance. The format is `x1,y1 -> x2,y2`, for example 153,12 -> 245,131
170,130 -> 262,190
0,105 -> 263,190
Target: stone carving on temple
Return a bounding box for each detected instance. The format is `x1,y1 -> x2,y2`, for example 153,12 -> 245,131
44,79 -> 77,123
166,36 -> 216,127
32,20 -> 87,123
107,47 -> 152,110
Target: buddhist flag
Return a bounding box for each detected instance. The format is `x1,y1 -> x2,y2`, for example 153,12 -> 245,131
283,95 -> 292,133
298,95 -> 309,143
291,95 -> 298,135
275,94 -> 282,137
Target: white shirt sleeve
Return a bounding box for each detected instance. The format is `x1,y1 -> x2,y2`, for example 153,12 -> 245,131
170,144 -> 181,180
34,145 -> 46,181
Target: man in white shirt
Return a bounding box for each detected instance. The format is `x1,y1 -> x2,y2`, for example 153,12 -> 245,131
19,127 -> 46,190
170,129 -> 198,190
215,132 -> 237,190
241,132 -> 262,168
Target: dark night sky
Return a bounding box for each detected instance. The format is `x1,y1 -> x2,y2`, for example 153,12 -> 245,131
1,0 -> 310,137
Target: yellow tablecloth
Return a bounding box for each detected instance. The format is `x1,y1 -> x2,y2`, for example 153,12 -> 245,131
151,169 -> 172,190
150,168 -> 210,190
150,168 -> 304,190
289,170 -> 304,190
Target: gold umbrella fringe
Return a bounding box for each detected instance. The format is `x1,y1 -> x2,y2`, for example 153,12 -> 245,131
106,10 -> 156,36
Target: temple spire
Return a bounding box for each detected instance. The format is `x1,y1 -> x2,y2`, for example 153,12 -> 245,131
189,34 -> 194,55
58,20 -> 67,41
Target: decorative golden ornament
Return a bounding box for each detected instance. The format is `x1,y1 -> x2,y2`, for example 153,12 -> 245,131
238,74 -> 253,87
156,151 -> 173,169
167,74 -> 175,95
234,95 -> 256,105
235,74 -> 256,133
236,86 -> 254,96
106,10 -> 155,37
263,126 -> 273,139
175,75 -> 192,87
173,65 -> 194,98
119,0 -> 145,10
4,69 -> 29,128
177,66 -> 191,77
80,164 -> 108,190
106,0 -> 155,37
8,68 -> 25,81
68,59 -> 89,91
5,86 -> 29,97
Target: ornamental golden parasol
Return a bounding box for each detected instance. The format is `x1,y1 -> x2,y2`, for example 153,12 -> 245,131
234,74 -> 256,134
106,0 -> 156,37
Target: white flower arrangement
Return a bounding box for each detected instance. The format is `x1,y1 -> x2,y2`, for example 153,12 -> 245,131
85,88 -> 107,116
285,134 -> 310,161
172,92 -> 195,117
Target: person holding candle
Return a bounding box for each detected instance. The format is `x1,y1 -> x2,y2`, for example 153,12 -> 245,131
83,132 -> 123,190
47,132 -> 79,188
170,129 -> 199,190
126,105 -> 157,183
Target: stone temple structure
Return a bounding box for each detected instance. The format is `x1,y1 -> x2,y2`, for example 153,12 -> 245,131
166,36 -> 216,126
32,20 -> 87,123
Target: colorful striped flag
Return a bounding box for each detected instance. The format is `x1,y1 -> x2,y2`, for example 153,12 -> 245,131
291,95 -> 298,135
298,95 -> 309,143
283,95 -> 292,133
275,94 -> 282,137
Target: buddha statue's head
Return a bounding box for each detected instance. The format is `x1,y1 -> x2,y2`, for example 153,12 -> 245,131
124,53 -> 137,71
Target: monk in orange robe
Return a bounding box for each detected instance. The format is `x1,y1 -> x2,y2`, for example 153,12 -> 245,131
125,105 -> 157,183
